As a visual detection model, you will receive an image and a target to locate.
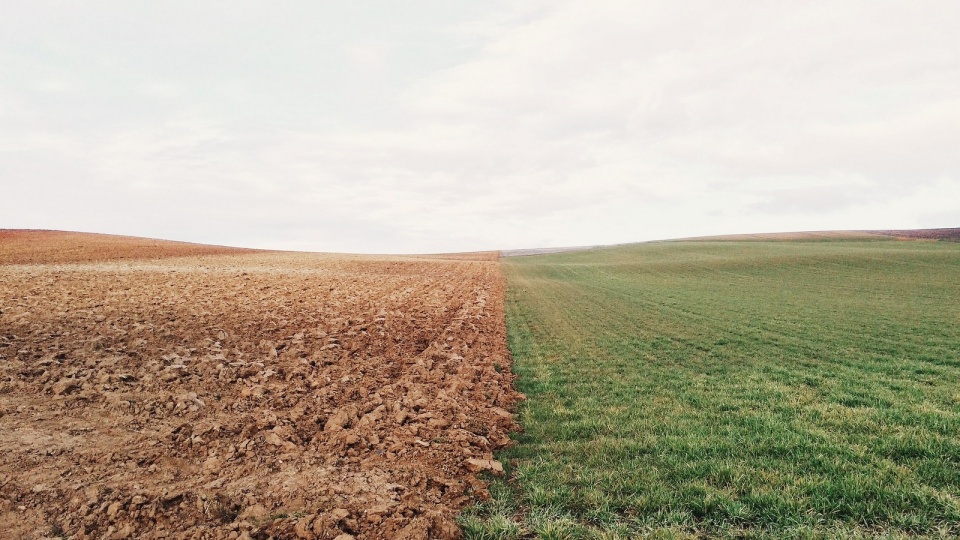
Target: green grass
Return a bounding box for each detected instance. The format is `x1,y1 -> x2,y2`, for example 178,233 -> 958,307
462,239 -> 960,539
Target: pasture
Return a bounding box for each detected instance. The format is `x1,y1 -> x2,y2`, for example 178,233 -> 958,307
464,238 -> 960,539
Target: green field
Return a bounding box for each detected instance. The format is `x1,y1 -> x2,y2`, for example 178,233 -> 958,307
462,238 -> 960,539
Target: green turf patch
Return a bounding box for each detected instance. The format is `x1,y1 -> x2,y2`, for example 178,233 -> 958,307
463,239 -> 960,539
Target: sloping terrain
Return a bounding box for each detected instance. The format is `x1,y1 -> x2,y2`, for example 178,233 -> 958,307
500,228 -> 960,258
0,233 -> 521,539
675,228 -> 960,242
873,228 -> 960,241
499,247 -> 598,258
674,230 -> 886,242
0,230 -> 257,265
469,238 -> 960,538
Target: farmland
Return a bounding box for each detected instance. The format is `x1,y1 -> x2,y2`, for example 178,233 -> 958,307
464,237 -> 960,538
0,231 -> 521,539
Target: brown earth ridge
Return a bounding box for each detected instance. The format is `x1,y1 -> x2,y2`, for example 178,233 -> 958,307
0,231 -> 523,539
0,230 -> 259,265
872,227 -> 960,241
673,227 -> 960,242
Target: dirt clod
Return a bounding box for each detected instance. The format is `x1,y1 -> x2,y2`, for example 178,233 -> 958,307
463,459 -> 505,475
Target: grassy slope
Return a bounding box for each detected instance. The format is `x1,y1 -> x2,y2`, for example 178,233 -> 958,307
463,239 -> 960,539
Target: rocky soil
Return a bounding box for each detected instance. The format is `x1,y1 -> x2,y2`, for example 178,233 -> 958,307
0,232 -> 521,539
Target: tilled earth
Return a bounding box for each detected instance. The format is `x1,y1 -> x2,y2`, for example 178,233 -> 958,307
0,230 -> 258,265
0,232 -> 521,539
873,227 -> 960,241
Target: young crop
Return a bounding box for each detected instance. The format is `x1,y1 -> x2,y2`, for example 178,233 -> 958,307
472,238 -> 960,539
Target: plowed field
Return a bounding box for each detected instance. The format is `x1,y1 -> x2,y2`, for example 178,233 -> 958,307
0,230 -> 257,265
0,231 -> 521,539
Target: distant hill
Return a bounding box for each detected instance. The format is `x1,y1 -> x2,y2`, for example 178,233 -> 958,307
673,228 -> 960,243
0,230 -> 257,265
3,227 -> 956,265
871,228 -> 960,241
500,246 -> 599,257
502,228 -> 959,257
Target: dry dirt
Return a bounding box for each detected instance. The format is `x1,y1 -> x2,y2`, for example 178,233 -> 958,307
0,231 -> 522,539
872,227 -> 960,241
0,231 -> 258,265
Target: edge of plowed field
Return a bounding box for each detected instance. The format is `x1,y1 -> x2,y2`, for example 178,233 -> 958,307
0,234 -> 524,539
0,230 -> 260,265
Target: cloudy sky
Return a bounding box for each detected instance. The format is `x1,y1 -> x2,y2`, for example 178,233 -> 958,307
3,2 -> 959,253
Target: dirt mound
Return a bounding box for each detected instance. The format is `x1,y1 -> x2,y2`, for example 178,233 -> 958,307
0,230 -> 257,265
0,245 -> 521,539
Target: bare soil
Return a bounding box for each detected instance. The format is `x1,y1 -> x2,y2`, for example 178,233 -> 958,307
0,230 -> 257,265
872,227 -> 960,241
0,232 -> 521,539
671,228 -> 960,242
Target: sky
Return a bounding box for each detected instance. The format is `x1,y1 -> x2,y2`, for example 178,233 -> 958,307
2,1 -> 959,253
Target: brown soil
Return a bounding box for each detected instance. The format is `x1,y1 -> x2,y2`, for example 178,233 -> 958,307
871,228 -> 960,241
674,228 -> 960,242
0,232 -> 521,539
0,230 -> 258,265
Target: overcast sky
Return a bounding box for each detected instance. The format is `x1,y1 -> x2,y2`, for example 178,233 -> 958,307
3,2 -> 959,253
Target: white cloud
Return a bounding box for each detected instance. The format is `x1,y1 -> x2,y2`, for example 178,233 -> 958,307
1,1 -> 958,252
